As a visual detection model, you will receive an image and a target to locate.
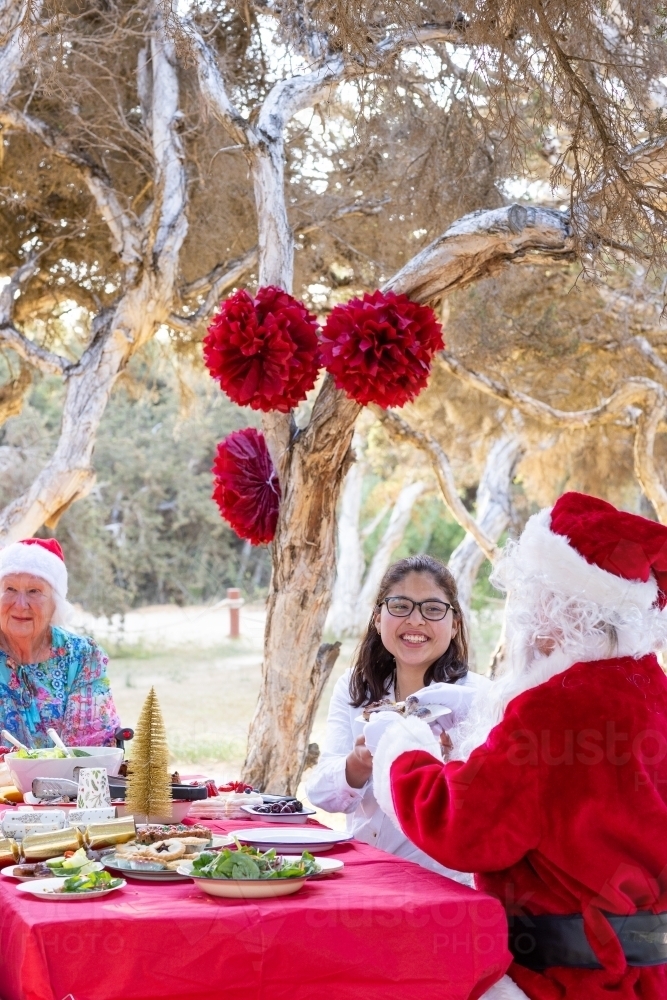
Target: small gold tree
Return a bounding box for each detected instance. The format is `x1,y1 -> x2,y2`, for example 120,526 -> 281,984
125,687 -> 172,820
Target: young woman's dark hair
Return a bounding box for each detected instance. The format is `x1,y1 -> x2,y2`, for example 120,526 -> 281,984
349,554 -> 469,708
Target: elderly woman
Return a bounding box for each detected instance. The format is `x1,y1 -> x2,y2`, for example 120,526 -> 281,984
0,538 -> 119,748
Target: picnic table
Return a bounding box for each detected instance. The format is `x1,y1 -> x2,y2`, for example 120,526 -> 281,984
0,815 -> 511,1000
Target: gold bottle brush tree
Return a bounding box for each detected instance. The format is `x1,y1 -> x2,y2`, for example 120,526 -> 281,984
125,687 -> 173,821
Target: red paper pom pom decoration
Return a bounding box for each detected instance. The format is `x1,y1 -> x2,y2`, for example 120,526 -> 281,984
203,286 -> 320,413
319,290 -> 444,408
212,428 -> 280,545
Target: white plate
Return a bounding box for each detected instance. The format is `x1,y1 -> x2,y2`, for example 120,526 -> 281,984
240,806 -> 317,825
103,855 -> 192,883
177,867 -> 308,899
1,865 -> 53,883
232,827 -> 354,854
282,855 -> 343,878
15,876 -> 126,900
355,705 -> 452,725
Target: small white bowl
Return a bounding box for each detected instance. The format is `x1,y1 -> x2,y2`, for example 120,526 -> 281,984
7,747 -> 124,795
180,870 -> 308,899
240,806 -> 317,825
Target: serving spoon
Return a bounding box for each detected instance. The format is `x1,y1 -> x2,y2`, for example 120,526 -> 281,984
1,729 -> 29,752
46,728 -> 74,758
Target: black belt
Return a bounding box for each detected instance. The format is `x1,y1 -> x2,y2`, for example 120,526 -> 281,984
509,911 -> 667,970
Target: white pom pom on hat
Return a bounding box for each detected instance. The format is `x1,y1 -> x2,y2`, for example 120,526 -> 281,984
0,538 -> 68,605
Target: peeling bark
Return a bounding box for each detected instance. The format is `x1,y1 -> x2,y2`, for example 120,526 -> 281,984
0,7 -> 188,541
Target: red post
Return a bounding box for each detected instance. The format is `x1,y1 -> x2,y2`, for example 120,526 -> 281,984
227,587 -> 242,639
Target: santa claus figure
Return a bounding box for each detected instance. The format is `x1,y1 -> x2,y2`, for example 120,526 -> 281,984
366,492 -> 667,1000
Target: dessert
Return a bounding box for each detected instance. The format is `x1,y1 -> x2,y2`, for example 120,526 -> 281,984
362,695 -> 433,722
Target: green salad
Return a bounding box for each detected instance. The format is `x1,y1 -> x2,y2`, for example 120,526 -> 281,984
191,843 -> 320,880
53,871 -> 122,894
46,848 -> 102,878
14,747 -> 90,759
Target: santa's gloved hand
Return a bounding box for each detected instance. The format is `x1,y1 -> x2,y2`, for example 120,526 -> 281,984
363,712 -> 405,755
406,682 -> 478,733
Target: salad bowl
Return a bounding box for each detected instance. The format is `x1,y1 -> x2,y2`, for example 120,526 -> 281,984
179,868 -> 308,899
8,747 -> 124,794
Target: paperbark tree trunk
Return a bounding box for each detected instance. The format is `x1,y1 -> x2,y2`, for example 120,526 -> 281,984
448,434 -> 524,616
328,478 -> 426,639
448,434 -> 524,670
0,8 -> 188,539
355,481 -> 426,627
327,459 -> 366,638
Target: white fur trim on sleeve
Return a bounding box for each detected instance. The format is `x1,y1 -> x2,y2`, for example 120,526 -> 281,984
480,975 -> 530,1000
372,715 -> 441,829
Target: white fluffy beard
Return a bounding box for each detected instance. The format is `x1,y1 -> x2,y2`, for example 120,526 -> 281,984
449,549 -> 667,762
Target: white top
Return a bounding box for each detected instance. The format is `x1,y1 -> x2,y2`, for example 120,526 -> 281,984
305,667 -> 489,884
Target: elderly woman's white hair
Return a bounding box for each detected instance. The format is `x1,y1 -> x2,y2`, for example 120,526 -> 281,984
0,538 -> 72,626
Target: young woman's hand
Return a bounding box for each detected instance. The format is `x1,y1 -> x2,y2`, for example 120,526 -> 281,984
345,735 -> 373,788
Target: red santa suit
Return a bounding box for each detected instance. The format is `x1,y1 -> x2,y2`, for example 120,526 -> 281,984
370,492 -> 667,1000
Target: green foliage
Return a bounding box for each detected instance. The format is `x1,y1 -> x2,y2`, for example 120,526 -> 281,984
363,493 -> 466,567
0,347 -> 271,615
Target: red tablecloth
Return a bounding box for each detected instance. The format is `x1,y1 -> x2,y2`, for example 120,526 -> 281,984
0,816 -> 511,1000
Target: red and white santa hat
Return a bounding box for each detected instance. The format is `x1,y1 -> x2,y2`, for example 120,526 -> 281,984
516,491 -> 667,613
0,538 -> 68,605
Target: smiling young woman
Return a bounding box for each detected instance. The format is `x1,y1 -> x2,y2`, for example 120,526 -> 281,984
306,554 -> 488,882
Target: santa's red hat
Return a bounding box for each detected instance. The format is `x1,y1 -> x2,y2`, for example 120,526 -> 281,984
517,492 -> 667,613
0,538 -> 68,606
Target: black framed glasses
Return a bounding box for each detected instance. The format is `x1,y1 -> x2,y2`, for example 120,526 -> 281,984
381,597 -> 453,621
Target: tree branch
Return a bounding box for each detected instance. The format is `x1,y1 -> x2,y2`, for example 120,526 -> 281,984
634,389 -> 667,524
437,352 -> 663,429
0,260 -> 69,375
0,0 -> 41,105
185,23 -> 250,147
383,204 -> 575,302
0,109 -> 142,264
171,197 -> 389,328
372,405 -> 500,562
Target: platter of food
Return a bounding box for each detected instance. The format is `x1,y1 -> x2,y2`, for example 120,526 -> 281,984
2,864 -> 51,882
103,854 -> 192,882
101,822 -> 212,880
178,843 -> 320,899
231,827 -> 354,854
355,697 -> 452,726
2,848 -> 104,881
16,871 -> 126,900
240,801 -> 317,824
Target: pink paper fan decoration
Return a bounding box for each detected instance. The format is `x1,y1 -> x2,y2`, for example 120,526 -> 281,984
203,286 -> 320,413
212,428 -> 280,545
319,290 -> 444,408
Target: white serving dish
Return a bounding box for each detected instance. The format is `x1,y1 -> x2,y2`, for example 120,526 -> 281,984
240,806 -> 317,825
178,868 -> 308,899
2,865 -> 53,882
7,747 -> 124,794
232,827 -> 354,854
103,855 -> 192,883
282,855 -> 343,878
15,876 -> 126,900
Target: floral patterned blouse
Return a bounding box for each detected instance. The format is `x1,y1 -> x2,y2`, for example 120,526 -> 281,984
0,627 -> 120,748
